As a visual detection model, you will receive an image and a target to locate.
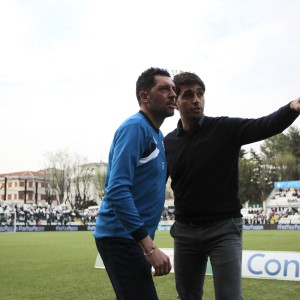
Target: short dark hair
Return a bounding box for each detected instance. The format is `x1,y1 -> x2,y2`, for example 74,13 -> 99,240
173,72 -> 205,99
136,67 -> 171,106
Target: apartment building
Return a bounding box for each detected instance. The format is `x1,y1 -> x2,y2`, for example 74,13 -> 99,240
0,171 -> 57,206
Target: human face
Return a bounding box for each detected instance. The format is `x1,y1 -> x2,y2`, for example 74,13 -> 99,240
176,83 -> 205,130
147,75 -> 176,119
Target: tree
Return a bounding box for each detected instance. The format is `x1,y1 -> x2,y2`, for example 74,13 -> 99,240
238,125 -> 300,203
260,126 -> 300,183
43,173 -> 56,206
94,170 -> 106,201
286,126 -> 300,179
286,126 -> 300,158
42,149 -> 93,208
275,152 -> 297,181
79,166 -> 94,204
42,150 -> 73,204
239,148 -> 261,203
258,155 -> 278,200
260,133 -> 289,164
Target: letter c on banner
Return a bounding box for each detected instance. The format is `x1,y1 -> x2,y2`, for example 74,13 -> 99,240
248,253 -> 265,275
265,259 -> 281,276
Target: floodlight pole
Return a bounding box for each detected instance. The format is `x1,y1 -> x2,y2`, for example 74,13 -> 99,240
35,182 -> 38,205
24,179 -> 27,204
13,212 -> 16,233
4,176 -> 7,200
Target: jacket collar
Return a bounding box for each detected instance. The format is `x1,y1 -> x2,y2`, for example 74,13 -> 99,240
177,115 -> 205,137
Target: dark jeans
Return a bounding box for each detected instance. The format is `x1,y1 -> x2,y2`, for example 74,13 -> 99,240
95,238 -> 158,300
170,218 -> 243,300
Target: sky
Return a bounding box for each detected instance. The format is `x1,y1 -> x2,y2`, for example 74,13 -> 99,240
1,0 -> 300,173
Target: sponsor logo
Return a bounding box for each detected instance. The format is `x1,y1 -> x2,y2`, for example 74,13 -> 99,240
87,226 -> 96,231
18,226 -> 45,232
247,253 -> 299,278
243,225 -> 264,230
275,181 -> 300,189
56,226 -> 78,231
0,226 -> 15,232
277,224 -> 300,230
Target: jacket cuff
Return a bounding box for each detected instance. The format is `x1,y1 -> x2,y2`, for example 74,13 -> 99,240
131,226 -> 148,242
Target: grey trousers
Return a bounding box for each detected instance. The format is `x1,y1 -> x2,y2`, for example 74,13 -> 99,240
170,218 -> 243,300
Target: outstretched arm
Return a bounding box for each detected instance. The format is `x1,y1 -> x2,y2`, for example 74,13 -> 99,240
290,97 -> 300,112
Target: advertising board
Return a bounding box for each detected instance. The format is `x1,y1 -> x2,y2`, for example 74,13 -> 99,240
95,249 -> 300,281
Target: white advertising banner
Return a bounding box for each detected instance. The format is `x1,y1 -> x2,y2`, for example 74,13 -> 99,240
159,221 -> 174,225
95,249 -> 300,281
242,250 -> 300,281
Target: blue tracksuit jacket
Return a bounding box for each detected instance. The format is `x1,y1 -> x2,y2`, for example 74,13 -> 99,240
93,111 -> 167,241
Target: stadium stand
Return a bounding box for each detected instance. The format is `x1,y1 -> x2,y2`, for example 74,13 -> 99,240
0,202 -> 98,226
0,202 -> 176,226
267,188 -> 300,207
241,206 -> 299,225
241,208 -> 271,224
2,186 -> 299,226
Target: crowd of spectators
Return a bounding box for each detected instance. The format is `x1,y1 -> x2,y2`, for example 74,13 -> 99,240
0,202 -> 98,226
161,206 -> 174,221
271,188 -> 300,201
1,202 -> 176,226
243,208 -> 270,224
243,207 -> 299,225
1,201 -> 298,226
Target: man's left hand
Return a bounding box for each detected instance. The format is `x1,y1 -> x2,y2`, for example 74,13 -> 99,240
290,97 -> 300,112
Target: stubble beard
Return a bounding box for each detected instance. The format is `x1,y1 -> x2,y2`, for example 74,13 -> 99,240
149,97 -> 174,119
179,105 -> 203,127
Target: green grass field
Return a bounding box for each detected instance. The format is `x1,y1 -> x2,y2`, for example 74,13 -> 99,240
1,230 -> 300,300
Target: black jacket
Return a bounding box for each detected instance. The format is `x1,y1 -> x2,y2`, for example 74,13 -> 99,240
165,103 -> 299,222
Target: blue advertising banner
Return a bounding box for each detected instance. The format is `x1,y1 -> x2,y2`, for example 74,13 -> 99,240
2,224 -> 300,232
274,181 -> 300,189
0,225 -> 96,232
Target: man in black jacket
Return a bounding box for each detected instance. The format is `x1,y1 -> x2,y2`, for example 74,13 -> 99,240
164,72 -> 300,300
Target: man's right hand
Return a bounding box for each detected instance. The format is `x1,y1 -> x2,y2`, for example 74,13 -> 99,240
145,246 -> 172,276
138,235 -> 172,276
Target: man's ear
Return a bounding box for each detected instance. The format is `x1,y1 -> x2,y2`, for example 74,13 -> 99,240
175,99 -> 179,111
140,91 -> 149,104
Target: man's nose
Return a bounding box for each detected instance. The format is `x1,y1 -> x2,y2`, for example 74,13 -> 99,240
193,94 -> 200,103
170,89 -> 176,98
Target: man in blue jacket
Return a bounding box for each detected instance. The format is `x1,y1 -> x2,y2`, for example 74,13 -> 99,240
165,72 -> 300,300
94,67 -> 176,300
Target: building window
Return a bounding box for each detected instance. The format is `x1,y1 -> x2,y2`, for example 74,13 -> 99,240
19,193 -> 24,200
8,182 -> 12,188
8,194 -> 11,200
28,194 -> 33,200
14,194 -> 17,200
1,183 -> 4,188
41,183 -> 45,188
41,194 -> 46,200
1,195 -> 4,200
20,182 -> 24,187
15,182 -> 17,187
29,182 -> 33,187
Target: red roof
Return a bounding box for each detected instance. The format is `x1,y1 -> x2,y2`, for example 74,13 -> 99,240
0,171 -> 45,177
